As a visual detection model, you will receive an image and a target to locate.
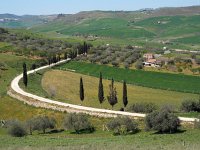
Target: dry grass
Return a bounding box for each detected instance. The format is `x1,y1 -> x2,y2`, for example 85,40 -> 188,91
42,70 -> 198,110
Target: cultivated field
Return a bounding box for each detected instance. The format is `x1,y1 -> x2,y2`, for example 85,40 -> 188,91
55,61 -> 200,94
40,70 -> 198,110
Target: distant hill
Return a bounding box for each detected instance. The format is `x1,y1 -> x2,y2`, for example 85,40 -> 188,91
0,5 -> 200,47
0,5 -> 199,29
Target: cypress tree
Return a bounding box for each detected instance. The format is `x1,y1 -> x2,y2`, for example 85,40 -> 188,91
107,78 -> 117,109
83,41 -> 88,55
64,52 -> 68,59
23,62 -> 28,87
98,72 -> 104,105
123,80 -> 128,107
80,77 -> 84,103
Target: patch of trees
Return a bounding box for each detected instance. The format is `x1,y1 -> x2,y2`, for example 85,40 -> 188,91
145,108 -> 180,133
64,113 -> 94,134
0,28 -> 92,59
181,98 -> 200,112
79,73 -> 128,110
3,116 -> 56,137
76,45 -> 142,69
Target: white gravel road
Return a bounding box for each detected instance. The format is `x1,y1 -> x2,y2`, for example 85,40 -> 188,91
8,59 -> 199,122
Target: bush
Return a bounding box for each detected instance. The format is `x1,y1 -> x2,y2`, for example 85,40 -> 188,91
8,121 -> 27,137
107,117 -> 138,135
128,102 -> 157,113
63,113 -> 94,134
145,109 -> 180,133
181,99 -> 200,112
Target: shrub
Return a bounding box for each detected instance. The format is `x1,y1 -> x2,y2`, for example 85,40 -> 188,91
63,113 -> 94,134
145,109 -> 180,133
128,102 -> 157,113
8,121 -> 27,137
181,99 -> 200,112
107,117 -> 138,135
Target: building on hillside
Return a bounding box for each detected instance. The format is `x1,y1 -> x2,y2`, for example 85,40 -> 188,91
143,53 -> 154,60
143,59 -> 161,67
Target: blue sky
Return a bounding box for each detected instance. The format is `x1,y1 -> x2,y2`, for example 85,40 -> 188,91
0,0 -> 199,15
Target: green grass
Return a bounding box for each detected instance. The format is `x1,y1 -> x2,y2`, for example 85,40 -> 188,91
58,18 -> 156,38
55,61 -> 200,94
134,15 -> 200,37
19,70 -> 49,98
0,128 -> 200,150
1,52 -> 200,149
174,35 -> 200,45
0,53 -> 64,124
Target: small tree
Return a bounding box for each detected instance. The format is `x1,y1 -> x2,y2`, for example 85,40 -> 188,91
63,113 -> 94,134
8,121 -> 27,137
25,118 -> 36,135
80,77 -> 84,103
23,62 -> 28,87
123,80 -> 128,108
98,72 -> 104,105
107,78 -> 118,109
145,109 -> 180,134
33,116 -> 56,134
31,63 -> 36,71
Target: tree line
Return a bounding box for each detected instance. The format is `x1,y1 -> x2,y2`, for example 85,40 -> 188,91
79,72 -> 128,109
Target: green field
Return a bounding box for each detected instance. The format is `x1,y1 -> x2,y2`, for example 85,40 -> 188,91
134,15 -> 200,37
0,129 -> 200,150
0,53 -> 64,124
174,35 -> 200,44
58,18 -> 155,38
55,61 -> 200,94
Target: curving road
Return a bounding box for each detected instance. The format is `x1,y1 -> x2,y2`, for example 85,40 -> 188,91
8,59 -> 199,122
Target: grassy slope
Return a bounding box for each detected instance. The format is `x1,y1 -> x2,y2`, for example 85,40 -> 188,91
0,53 -> 199,149
31,15 -> 200,51
0,53 -> 64,125
134,15 -> 200,38
41,70 -> 198,110
55,61 -> 200,93
0,129 -> 200,150
59,18 -> 155,38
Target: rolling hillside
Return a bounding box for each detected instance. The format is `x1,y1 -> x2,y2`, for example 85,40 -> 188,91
0,6 -> 200,48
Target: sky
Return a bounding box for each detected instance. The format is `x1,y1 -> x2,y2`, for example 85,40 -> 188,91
0,0 -> 199,15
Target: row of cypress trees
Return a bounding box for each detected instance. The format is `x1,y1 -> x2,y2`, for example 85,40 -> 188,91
79,72 -> 128,109
23,62 -> 128,109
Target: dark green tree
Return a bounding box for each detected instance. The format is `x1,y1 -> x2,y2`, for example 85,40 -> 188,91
107,78 -> 118,109
23,62 -> 28,87
31,63 -> 36,71
64,52 -> 68,59
123,80 -> 128,107
98,72 -> 104,105
83,41 -> 88,54
80,77 -> 84,103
